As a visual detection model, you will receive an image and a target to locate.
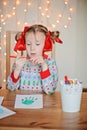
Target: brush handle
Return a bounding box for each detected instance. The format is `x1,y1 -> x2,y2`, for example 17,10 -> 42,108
9,55 -> 29,59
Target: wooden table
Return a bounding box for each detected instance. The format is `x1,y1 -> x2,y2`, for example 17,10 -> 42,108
0,89 -> 87,130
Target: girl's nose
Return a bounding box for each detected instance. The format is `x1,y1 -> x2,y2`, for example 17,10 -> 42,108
30,44 -> 35,51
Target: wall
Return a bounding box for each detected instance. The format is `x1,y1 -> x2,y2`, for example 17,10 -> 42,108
75,0 -> 87,87
56,0 -> 87,89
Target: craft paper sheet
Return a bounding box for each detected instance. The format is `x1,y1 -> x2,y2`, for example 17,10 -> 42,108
14,94 -> 43,109
0,106 -> 16,119
0,96 -> 4,105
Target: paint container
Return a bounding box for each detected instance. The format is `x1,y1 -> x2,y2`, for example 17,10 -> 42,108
60,80 -> 82,112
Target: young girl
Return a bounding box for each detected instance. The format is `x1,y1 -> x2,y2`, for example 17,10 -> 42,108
7,24 -> 63,94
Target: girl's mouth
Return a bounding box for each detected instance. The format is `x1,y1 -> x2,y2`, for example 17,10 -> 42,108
30,53 -> 36,56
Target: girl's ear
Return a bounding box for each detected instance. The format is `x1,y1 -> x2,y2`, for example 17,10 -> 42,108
15,32 -> 22,41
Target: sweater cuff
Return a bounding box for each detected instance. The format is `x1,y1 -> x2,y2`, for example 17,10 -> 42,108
11,71 -> 20,83
39,69 -> 51,79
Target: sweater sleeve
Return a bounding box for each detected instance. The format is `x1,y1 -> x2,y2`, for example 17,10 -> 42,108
6,63 -> 20,91
39,58 -> 58,94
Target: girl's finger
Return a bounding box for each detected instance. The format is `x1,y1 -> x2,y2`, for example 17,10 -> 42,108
33,58 -> 44,64
30,56 -> 43,62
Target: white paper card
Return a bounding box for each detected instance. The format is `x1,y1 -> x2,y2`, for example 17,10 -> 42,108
14,94 -> 43,109
0,106 -> 16,119
0,96 -> 4,105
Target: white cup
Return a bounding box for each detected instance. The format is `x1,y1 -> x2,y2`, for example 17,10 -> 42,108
60,81 -> 82,112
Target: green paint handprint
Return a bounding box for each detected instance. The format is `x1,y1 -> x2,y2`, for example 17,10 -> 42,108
0,108 -> 4,114
21,96 -> 37,105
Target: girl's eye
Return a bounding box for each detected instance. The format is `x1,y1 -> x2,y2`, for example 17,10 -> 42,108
36,43 -> 40,46
27,43 -> 31,45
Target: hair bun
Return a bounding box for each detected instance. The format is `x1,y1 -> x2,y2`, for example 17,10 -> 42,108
50,31 -> 60,41
15,32 -> 22,41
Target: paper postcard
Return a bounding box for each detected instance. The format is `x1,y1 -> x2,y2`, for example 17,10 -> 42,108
0,106 -> 16,119
0,96 -> 4,105
14,94 -> 43,109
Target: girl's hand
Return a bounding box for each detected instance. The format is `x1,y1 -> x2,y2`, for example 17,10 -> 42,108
30,56 -> 48,71
14,56 -> 27,78
30,56 -> 44,65
15,56 -> 27,71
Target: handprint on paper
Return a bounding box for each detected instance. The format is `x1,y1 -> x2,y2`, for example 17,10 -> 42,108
21,96 -> 37,105
0,108 -> 4,114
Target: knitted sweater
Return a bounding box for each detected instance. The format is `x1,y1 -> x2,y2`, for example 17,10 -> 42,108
7,57 -> 58,94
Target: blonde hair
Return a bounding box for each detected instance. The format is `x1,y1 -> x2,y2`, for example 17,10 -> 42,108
15,24 -> 60,42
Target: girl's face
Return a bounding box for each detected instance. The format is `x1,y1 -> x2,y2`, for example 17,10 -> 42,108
25,31 -> 46,58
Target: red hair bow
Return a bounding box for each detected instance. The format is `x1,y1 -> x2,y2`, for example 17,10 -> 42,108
43,31 -> 63,52
14,26 -> 29,52
14,27 -> 63,52
43,31 -> 53,52
55,37 -> 63,44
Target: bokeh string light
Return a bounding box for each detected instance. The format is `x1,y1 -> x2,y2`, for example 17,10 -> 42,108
0,0 -> 74,87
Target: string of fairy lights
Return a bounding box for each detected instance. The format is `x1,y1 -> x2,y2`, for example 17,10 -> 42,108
0,0 -> 74,87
